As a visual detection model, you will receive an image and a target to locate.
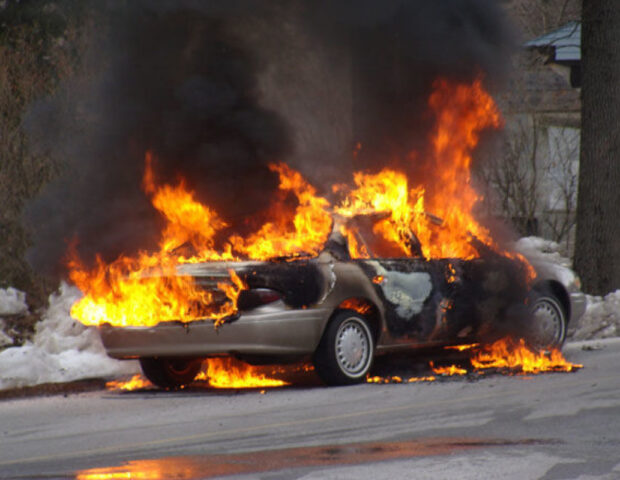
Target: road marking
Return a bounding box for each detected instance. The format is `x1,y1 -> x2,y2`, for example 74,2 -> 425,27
0,372 -> 615,468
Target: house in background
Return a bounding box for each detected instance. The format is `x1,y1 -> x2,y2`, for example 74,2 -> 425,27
525,21 -> 581,88
490,21 -> 581,253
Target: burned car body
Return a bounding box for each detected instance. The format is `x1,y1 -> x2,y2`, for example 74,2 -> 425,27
99,230 -> 586,388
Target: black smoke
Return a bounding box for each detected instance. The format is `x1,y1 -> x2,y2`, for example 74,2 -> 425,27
25,2 -> 291,272
302,0 -> 515,174
24,0 -> 515,274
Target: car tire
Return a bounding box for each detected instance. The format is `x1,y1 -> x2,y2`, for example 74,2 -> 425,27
139,357 -> 202,389
313,310 -> 375,386
526,289 -> 567,350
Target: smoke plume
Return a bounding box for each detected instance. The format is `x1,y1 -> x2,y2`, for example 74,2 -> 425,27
24,0 -> 515,273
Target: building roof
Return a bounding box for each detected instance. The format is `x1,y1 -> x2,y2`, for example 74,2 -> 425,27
525,21 -> 581,64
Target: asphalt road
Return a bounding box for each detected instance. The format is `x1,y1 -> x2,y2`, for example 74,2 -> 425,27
1,338 -> 619,480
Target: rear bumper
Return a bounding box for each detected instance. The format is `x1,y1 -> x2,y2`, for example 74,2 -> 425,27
99,304 -> 330,359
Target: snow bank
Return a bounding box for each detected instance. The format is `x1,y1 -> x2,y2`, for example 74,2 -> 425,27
0,287 -> 28,316
0,287 -> 29,348
572,291 -> 620,340
0,284 -> 138,390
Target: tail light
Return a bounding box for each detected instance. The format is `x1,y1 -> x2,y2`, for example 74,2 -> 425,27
238,288 -> 283,311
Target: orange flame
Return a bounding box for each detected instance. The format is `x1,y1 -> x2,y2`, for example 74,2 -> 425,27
70,77 -> 536,387
330,78 -> 536,281
339,298 -> 373,315
106,359 -> 290,391
368,339 -> 581,384
430,362 -> 468,376
143,152 -> 233,262
195,358 -> 289,388
69,154 -> 247,328
444,343 -> 479,352
229,163 -> 332,259
422,77 -> 500,259
367,375 -> 438,384
106,374 -> 152,391
470,338 -> 582,374
335,169 -> 424,257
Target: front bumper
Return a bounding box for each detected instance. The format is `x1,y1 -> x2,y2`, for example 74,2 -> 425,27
98,303 -> 330,359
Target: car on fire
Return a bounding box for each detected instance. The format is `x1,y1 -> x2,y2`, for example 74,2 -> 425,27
97,218 -> 586,389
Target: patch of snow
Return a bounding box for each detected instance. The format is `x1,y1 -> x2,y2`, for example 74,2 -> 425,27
572,290 -> 620,341
0,283 -> 138,390
0,287 -> 28,316
0,322 -> 12,348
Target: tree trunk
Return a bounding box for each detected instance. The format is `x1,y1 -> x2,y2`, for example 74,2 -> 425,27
574,1 -> 620,295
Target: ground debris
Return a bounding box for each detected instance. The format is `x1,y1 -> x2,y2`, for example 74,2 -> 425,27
0,378 -> 106,401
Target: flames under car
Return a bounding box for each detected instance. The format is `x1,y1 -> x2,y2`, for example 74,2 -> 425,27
98,228 -> 586,388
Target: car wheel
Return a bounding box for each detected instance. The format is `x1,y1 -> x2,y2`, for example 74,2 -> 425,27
313,310 -> 374,386
526,289 -> 567,350
139,357 -> 202,389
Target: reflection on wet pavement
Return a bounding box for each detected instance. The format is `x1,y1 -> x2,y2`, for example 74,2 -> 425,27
75,437 -> 509,479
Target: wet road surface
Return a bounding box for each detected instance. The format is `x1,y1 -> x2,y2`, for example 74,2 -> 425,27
1,339 -> 619,479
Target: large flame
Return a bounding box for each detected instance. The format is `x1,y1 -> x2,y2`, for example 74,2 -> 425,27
229,163 -> 332,260
68,159 -> 329,328
422,78 -> 500,258
335,79 -> 507,260
69,78 -> 547,387
73,78 -> 517,330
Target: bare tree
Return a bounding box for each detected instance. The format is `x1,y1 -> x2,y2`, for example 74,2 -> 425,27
479,115 -> 541,237
478,115 -> 579,252
543,127 -> 579,250
504,0 -> 581,38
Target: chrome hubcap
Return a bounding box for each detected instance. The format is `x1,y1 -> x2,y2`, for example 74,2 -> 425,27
531,297 -> 564,348
336,319 -> 371,377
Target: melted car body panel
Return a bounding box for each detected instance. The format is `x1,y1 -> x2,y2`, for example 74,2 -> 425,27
365,261 -> 433,318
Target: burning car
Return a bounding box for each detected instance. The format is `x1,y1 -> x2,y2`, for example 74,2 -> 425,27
96,218 -> 585,388
68,79 -> 585,389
